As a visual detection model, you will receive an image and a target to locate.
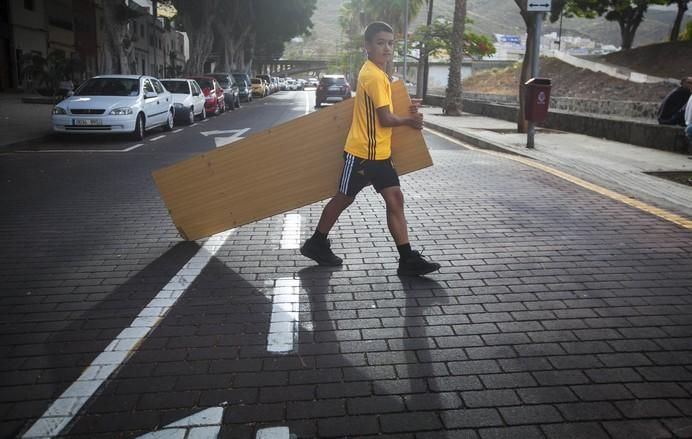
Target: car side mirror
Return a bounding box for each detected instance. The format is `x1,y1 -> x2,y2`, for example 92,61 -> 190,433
145,91 -> 157,99
66,90 -> 74,97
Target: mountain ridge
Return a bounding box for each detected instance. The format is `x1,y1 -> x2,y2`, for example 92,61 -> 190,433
284,0 -> 691,59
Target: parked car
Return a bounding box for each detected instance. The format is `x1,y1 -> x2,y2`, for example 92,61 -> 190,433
295,79 -> 305,90
161,78 -> 206,124
232,72 -> 253,102
205,72 -> 240,110
256,74 -> 274,94
52,74 -> 174,140
315,75 -> 352,108
307,77 -> 318,88
251,78 -> 268,97
188,76 -> 226,115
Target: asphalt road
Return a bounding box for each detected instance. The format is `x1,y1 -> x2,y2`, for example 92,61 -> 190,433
1,89 -> 691,439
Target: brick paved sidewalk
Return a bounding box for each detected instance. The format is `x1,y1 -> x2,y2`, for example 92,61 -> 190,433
2,133 -> 691,438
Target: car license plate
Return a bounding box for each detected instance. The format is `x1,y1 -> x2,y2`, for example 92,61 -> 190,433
328,86 -> 341,92
74,119 -> 102,126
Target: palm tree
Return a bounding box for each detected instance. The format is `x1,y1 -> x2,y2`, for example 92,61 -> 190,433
444,0 -> 466,116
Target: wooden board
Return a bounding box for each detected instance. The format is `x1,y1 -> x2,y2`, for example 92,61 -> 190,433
152,80 -> 433,241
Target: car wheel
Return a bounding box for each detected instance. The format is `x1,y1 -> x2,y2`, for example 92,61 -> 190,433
132,113 -> 145,140
164,110 -> 174,131
235,96 -> 240,108
229,98 -> 235,111
200,106 -> 206,120
187,107 -> 195,125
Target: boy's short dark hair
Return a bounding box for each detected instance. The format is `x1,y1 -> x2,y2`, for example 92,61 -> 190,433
364,22 -> 393,42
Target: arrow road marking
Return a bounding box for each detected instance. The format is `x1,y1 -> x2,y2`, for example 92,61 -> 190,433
135,406 -> 224,439
201,128 -> 251,148
22,230 -> 236,439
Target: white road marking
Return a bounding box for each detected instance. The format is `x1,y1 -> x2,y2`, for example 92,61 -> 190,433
16,143 -> 145,154
267,278 -> 299,354
135,406 -> 224,439
22,230 -> 236,439
256,426 -> 290,439
280,213 -> 301,249
173,128 -> 183,133
201,118 -> 210,122
191,123 -> 198,127
149,135 -> 166,142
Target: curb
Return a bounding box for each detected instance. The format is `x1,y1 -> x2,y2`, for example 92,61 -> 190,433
423,120 -> 534,160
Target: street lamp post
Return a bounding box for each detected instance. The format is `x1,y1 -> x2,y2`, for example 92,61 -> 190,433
403,0 -> 409,83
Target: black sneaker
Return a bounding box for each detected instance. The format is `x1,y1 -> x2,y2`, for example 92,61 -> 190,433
397,251 -> 441,276
300,237 -> 343,266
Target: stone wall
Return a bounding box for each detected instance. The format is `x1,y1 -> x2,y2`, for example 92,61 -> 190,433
462,93 -> 660,120
425,95 -> 688,154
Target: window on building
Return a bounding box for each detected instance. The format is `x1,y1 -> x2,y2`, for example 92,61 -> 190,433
24,0 -> 34,11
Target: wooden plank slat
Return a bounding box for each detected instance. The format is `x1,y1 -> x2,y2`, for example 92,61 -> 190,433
152,80 -> 432,241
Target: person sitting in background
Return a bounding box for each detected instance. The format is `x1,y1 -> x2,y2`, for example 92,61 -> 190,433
657,77 -> 692,126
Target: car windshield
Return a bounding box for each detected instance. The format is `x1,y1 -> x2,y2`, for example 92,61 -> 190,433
76,78 -> 139,96
321,77 -> 346,86
161,80 -> 190,94
195,78 -> 213,89
210,76 -> 229,87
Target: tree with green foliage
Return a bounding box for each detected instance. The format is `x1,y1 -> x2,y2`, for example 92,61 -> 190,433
562,0 -> 667,49
338,0 -> 425,79
682,20 -> 692,40
667,0 -> 689,41
169,0 -> 316,75
445,0 -> 466,116
408,17 -> 495,98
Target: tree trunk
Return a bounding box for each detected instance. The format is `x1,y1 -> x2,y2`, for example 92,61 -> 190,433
617,6 -> 645,50
420,0 -> 433,99
444,0 -> 466,116
670,0 -> 688,41
185,30 -> 214,75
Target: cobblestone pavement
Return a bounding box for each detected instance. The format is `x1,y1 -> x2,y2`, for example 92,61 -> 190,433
1,119 -> 691,438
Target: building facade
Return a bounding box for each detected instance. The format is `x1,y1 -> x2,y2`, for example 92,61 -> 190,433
1,0 -> 188,92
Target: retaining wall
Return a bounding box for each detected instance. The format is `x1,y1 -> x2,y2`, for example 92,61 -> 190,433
426,95 -> 689,154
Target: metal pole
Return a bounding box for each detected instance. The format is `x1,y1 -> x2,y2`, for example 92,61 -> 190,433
527,12 -> 543,149
403,0 -> 409,83
558,9 -> 563,50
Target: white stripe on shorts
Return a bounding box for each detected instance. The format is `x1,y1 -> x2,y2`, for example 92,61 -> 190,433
340,153 -> 355,194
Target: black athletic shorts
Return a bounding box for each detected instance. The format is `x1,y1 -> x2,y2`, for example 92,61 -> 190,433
338,152 -> 400,197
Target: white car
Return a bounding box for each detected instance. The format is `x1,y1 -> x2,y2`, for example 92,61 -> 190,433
161,78 -> 206,125
52,75 -> 174,140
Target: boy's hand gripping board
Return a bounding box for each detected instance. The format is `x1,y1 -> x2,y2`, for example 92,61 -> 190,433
152,80 -> 433,241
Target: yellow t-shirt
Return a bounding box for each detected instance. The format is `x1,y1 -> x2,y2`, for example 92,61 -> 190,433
344,60 -> 393,160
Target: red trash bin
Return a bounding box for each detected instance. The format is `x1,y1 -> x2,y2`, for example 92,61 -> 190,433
524,77 -> 552,122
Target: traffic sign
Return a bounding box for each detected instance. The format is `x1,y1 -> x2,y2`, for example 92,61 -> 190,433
527,0 -> 551,12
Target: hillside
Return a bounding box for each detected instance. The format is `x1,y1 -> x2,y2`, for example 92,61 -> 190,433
284,0 -> 691,59
459,42 -> 692,103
